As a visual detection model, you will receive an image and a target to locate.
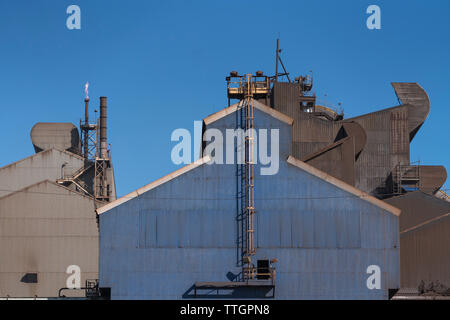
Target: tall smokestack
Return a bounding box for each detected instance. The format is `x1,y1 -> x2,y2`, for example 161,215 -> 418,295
84,98 -> 90,159
99,96 -> 108,159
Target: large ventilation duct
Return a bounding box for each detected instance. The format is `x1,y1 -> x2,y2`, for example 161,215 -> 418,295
391,82 -> 430,141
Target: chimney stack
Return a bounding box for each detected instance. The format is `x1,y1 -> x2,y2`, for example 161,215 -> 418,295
99,96 -> 108,159
83,98 -> 90,159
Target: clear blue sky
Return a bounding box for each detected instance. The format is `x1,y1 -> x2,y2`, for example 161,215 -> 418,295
0,0 -> 449,196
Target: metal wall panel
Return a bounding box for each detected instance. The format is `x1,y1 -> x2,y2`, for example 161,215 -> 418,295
0,180 -> 99,298
400,213 -> 450,288
270,82 -> 415,197
0,148 -> 85,198
347,107 -> 408,195
385,191 -> 450,232
391,82 -> 430,140
384,191 -> 450,288
99,108 -> 400,299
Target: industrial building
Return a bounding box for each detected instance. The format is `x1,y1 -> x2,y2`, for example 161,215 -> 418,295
1,42 -> 449,299
97,99 -> 401,299
385,191 -> 450,288
0,96 -> 115,298
260,60 -> 450,290
96,44 -> 449,299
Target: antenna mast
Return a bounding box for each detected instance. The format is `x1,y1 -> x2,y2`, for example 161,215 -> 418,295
275,38 -> 280,82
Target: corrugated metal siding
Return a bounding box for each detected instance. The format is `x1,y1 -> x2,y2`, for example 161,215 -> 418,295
272,82 -> 339,150
384,191 -> 450,288
390,108 -> 409,168
385,191 -> 450,232
0,149 -> 85,198
347,106 -> 409,195
270,83 -> 418,197
303,138 -> 355,185
391,83 -> 430,140
400,214 -> 450,288
99,108 -> 400,299
0,180 -> 98,297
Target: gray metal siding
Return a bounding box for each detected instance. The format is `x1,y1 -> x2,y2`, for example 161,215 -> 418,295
0,149 -> 85,198
99,108 -> 399,299
0,180 -> 98,298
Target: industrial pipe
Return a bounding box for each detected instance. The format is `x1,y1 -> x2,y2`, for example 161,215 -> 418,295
99,97 -> 107,159
84,98 -> 90,159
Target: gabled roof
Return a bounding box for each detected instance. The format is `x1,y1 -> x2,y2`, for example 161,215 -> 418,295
0,179 -> 97,202
287,156 -> 401,216
98,101 -> 293,216
0,148 -> 84,171
96,156 -> 211,215
97,100 -> 403,217
98,153 -> 401,217
203,100 -> 294,126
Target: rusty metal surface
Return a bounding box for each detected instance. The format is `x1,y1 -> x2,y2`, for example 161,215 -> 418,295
399,212 -> 450,288
417,166 -> 447,195
346,105 -> 410,196
341,122 -> 367,156
301,136 -> 355,186
385,191 -> 450,288
99,97 -> 107,159
0,180 -> 99,298
269,81 -> 443,199
391,82 -> 430,141
384,191 -> 450,232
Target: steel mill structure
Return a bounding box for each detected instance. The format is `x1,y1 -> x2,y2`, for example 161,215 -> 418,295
0,95 -> 116,298
97,43 -> 448,299
1,41 -> 449,299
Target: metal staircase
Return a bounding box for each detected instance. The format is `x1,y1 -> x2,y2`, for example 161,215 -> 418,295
393,162 -> 421,195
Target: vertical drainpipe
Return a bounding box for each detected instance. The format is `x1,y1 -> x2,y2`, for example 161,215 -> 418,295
99,97 -> 107,159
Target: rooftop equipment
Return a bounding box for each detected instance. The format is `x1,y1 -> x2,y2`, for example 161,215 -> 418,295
274,38 -> 291,83
80,102 -> 98,161
393,162 -> 421,195
226,71 -> 271,106
30,123 -> 81,154
79,94 -> 114,203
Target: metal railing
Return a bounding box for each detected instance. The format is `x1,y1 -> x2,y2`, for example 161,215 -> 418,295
393,162 -> 421,195
242,266 -> 276,284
